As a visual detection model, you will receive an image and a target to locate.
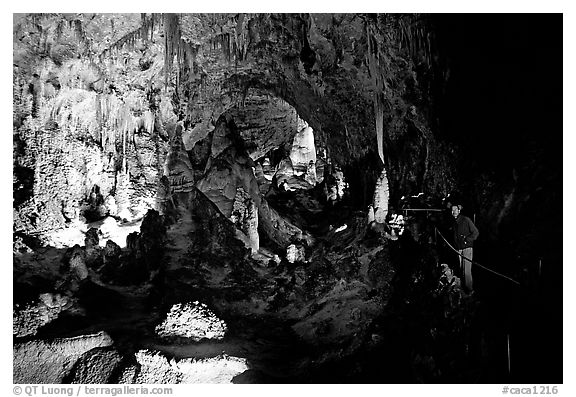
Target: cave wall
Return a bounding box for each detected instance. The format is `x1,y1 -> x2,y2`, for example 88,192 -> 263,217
429,14 -> 562,274
13,15 -> 174,243
170,13 -> 458,207
13,13 -> 457,245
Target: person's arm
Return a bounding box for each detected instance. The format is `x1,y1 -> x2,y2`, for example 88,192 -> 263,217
465,217 -> 479,243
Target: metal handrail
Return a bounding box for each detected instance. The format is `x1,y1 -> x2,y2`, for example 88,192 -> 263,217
401,208 -> 445,212
435,227 -> 520,286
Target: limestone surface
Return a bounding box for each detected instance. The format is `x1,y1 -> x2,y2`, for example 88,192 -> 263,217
69,347 -> 122,384
134,350 -> 248,384
155,302 -> 228,341
13,293 -> 70,338
13,331 -> 113,383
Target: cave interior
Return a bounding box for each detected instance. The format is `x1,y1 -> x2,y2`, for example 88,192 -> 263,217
12,13 -> 562,384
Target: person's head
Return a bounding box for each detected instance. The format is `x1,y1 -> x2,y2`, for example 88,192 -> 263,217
451,204 -> 463,218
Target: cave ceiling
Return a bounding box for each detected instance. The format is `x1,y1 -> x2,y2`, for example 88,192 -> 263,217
14,13 -> 440,169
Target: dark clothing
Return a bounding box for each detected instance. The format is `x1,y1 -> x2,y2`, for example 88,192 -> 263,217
453,215 -> 479,250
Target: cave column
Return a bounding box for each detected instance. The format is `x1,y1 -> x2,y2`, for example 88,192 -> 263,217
244,198 -> 259,253
230,186 -> 260,253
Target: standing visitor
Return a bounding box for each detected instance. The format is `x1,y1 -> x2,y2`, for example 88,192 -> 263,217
452,204 -> 479,293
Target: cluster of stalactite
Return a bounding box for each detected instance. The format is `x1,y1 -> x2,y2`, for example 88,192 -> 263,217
396,15 -> 435,69
163,13 -> 181,87
365,14 -> 437,166
50,88 -> 155,172
19,14 -> 91,60
209,13 -> 249,63
98,13 -> 161,62
93,12 -> 247,118
160,12 -> 257,125
162,13 -> 203,98
234,13 -> 248,62
211,32 -> 233,62
70,19 -> 90,55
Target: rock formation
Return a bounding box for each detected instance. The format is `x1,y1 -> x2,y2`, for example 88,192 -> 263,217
133,350 -> 248,384
12,13 -> 561,384
14,332 -> 114,383
155,302 -> 228,341
13,293 -> 71,338
68,348 -> 123,384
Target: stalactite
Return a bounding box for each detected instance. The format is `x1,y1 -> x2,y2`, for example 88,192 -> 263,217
163,13 -> 181,87
71,19 -> 91,55
122,114 -> 127,173
235,13 -> 246,62
213,32 -> 232,62
366,22 -> 387,165
175,38 -> 198,87
422,139 -> 430,189
55,19 -> 65,41
59,92 -> 139,162
143,110 -> 155,134
100,13 -> 160,60
396,15 -> 434,68
228,33 -> 233,62
375,93 -> 385,164
95,93 -> 102,144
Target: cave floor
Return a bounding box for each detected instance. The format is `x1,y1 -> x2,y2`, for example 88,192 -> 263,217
15,217 -> 385,383
14,198 -> 560,383
32,281 -> 314,382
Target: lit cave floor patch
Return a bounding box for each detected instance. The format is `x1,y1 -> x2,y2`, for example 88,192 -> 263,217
44,216 -> 143,249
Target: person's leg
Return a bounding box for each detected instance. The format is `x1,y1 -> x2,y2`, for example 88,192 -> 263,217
457,249 -> 464,280
462,247 -> 473,291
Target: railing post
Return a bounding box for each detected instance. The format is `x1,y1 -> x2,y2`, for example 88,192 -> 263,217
507,333 -> 511,377
538,258 -> 542,278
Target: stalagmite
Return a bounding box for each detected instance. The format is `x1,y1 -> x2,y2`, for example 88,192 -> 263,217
116,170 -> 132,221
289,125 -> 317,179
373,168 -> 389,224
367,204 -> 375,224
